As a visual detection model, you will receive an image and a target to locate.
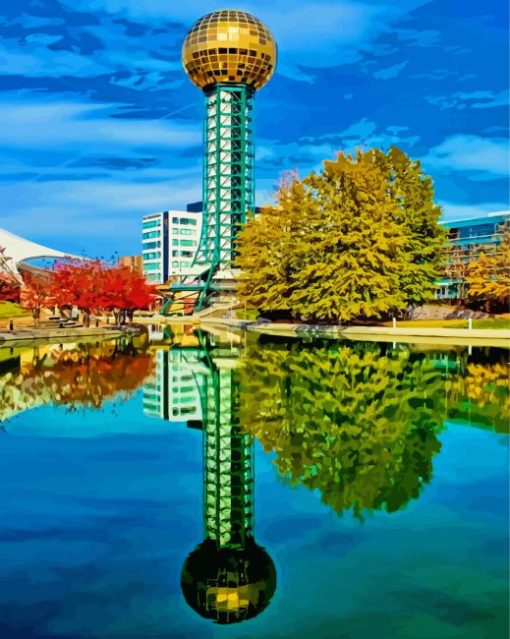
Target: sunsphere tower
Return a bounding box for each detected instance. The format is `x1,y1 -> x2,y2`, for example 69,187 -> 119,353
166,9 -> 277,313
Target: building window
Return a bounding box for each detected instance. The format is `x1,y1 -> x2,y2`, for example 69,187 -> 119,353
143,241 -> 161,249
144,263 -> 160,271
180,239 -> 196,247
471,223 -> 494,238
143,220 -> 159,229
143,252 -> 161,260
172,260 -> 179,267
143,230 -> 161,239
172,239 -> 179,246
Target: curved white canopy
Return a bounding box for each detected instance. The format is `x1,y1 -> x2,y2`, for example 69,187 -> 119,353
0,226 -> 81,280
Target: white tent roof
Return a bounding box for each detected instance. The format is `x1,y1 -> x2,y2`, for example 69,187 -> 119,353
0,226 -> 81,278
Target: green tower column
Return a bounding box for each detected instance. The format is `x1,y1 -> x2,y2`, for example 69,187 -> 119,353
196,84 -> 255,271
203,365 -> 254,548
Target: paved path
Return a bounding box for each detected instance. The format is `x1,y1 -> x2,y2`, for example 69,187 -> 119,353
0,326 -> 143,347
199,318 -> 510,348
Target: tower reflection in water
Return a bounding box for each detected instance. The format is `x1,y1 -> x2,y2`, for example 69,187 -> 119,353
143,330 -> 276,624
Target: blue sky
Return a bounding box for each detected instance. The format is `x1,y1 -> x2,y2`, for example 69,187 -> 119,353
0,0 -> 508,257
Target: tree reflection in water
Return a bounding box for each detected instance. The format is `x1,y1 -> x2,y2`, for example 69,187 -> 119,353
445,352 -> 509,434
239,340 -> 446,518
0,338 -> 154,420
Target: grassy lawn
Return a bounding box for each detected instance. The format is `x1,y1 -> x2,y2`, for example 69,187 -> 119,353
235,308 -> 260,320
382,318 -> 510,330
0,301 -> 30,319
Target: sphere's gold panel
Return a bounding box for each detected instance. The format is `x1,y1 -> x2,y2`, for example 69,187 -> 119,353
182,9 -> 277,92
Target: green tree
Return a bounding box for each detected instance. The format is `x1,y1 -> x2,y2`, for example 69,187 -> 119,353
239,338 -> 445,518
236,147 -> 446,322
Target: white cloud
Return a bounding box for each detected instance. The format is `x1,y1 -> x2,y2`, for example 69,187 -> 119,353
423,135 -> 509,176
300,119 -> 420,152
470,90 -> 509,109
425,90 -> 509,111
0,99 -> 201,151
373,60 -> 408,79
70,0 -> 425,79
0,175 -> 202,254
0,15 -> 183,81
256,120 -> 421,179
439,201 -> 510,222
0,42 -> 104,78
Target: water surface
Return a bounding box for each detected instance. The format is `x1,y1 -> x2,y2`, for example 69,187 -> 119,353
0,332 -> 507,638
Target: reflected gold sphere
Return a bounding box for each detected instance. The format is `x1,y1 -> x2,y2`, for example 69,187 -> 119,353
181,539 -> 277,624
182,9 -> 277,92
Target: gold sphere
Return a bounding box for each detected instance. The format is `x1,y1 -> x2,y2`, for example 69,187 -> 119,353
182,9 -> 277,92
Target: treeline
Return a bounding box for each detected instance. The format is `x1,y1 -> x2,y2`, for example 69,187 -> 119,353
236,146 -> 509,321
3,260 -> 157,326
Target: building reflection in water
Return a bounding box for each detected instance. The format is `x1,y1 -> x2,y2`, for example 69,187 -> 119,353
143,330 -> 276,624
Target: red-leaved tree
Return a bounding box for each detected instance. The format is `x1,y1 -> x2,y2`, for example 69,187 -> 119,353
0,246 -> 21,302
20,273 -> 52,327
50,260 -> 104,326
100,265 -> 157,324
0,272 -> 20,302
50,261 -> 157,326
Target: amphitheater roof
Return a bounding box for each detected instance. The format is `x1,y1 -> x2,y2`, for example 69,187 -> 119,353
0,227 -> 80,278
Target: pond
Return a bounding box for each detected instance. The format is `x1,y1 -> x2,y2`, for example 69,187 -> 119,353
0,328 -> 508,639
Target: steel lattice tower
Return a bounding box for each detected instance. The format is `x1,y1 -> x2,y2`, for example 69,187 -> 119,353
199,85 -> 255,271
164,10 -> 277,314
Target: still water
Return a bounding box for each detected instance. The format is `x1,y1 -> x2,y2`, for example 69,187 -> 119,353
0,329 -> 508,639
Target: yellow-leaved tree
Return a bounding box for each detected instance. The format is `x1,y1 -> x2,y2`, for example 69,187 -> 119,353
236,147 -> 446,323
466,223 -> 510,311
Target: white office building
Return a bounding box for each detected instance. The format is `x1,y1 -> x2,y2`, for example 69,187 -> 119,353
142,349 -> 206,424
142,350 -> 168,419
142,211 -> 169,285
142,208 -> 203,285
